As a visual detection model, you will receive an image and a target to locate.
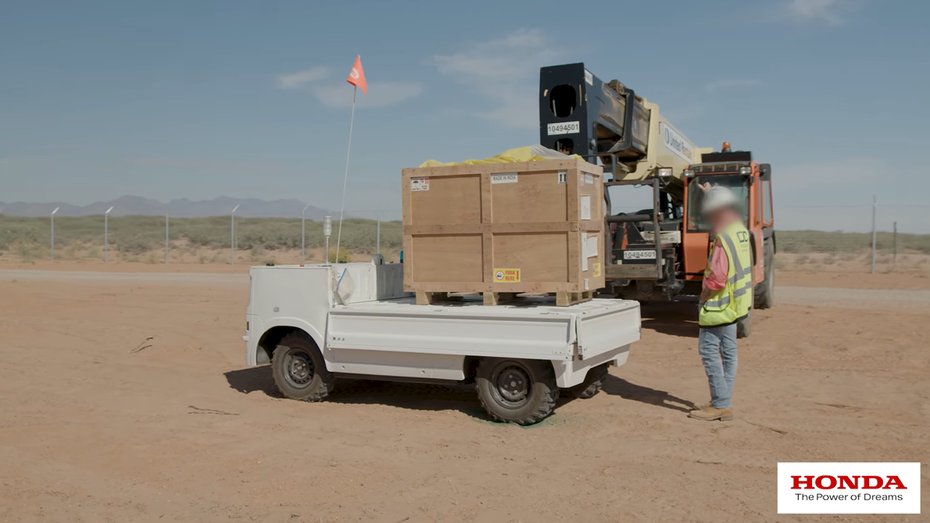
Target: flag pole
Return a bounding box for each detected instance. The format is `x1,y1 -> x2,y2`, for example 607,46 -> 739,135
334,84 -> 357,264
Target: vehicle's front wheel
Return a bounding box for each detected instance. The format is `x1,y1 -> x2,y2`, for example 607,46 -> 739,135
476,358 -> 558,425
271,332 -> 334,401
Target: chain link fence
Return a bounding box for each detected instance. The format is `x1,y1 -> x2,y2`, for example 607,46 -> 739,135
776,204 -> 930,274
2,203 -> 928,274
0,210 -> 403,265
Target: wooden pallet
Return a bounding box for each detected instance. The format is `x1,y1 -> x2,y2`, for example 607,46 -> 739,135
415,290 -> 594,307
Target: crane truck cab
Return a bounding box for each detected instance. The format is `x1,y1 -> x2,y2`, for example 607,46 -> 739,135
539,63 -> 775,336
682,148 -> 776,314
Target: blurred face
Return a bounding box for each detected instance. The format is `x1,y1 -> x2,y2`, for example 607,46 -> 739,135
707,207 -> 738,230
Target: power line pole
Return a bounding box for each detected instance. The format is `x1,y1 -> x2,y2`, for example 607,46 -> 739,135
165,213 -> 169,264
50,207 -> 59,261
231,205 -> 239,265
301,204 -> 310,263
104,206 -> 114,262
870,195 -> 877,274
324,216 -> 332,264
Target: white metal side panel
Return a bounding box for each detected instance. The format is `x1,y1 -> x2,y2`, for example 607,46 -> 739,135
576,302 -> 641,360
327,307 -> 574,361
328,349 -> 466,381
248,266 -> 332,365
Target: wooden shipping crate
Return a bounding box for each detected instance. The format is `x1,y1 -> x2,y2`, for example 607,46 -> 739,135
402,158 -> 605,303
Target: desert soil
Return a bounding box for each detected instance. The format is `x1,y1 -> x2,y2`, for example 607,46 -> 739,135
0,267 -> 928,522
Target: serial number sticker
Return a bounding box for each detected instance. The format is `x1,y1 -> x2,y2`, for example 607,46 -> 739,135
623,250 -> 657,260
547,121 -> 580,135
558,170 -> 567,184
491,173 -> 518,184
410,177 -> 429,191
593,262 -> 602,277
493,268 -> 521,283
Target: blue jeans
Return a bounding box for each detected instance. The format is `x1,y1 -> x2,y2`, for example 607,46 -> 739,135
698,323 -> 738,409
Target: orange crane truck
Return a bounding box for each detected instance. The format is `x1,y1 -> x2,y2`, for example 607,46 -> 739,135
539,63 -> 775,336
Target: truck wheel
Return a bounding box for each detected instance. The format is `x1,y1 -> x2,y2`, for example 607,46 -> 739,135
737,310 -> 752,339
476,358 -> 558,425
272,332 -> 334,402
755,239 -> 775,309
562,363 -> 609,399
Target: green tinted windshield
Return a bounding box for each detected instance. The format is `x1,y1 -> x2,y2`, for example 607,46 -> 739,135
687,175 -> 749,231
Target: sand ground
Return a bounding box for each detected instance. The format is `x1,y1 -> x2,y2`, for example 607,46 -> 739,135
0,267 -> 927,522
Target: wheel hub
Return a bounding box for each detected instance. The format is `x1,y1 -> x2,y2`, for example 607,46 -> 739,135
495,366 -> 529,402
286,352 -> 314,386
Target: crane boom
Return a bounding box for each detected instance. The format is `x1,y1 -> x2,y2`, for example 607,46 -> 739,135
539,63 -> 709,182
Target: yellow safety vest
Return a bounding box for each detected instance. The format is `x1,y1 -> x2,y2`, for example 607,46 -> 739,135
699,220 -> 753,327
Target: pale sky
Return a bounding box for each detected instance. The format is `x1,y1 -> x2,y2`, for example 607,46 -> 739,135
1,0 -> 928,231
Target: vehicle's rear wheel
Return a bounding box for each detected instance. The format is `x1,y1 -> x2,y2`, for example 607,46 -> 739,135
755,238 -> 775,309
737,309 -> 752,339
272,332 -> 334,402
562,363 -> 609,399
476,358 -> 558,425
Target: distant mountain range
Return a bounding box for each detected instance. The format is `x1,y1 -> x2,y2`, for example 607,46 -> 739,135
0,196 -> 333,219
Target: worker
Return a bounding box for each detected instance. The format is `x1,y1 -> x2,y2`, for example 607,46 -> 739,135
689,184 -> 752,422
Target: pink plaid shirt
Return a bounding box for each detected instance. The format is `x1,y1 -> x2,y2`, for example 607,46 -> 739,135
704,238 -> 729,291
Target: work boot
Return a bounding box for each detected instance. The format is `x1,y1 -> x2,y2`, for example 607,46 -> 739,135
692,401 -> 711,411
689,406 -> 733,421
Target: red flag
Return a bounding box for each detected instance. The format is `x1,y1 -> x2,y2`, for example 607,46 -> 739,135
346,55 -> 367,94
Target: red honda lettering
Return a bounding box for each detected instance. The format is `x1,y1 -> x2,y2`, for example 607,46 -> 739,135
815,476 -> 837,489
792,476 -> 815,489
883,476 -> 906,489
862,476 -> 883,489
837,476 -> 859,489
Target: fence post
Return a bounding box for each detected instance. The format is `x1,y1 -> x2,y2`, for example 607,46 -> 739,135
893,221 -> 897,265
230,205 -> 239,265
870,195 -> 876,274
376,218 -> 381,255
50,209 -> 56,260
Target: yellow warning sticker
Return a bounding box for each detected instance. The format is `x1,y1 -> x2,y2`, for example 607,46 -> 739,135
493,268 -> 521,283
593,262 -> 602,277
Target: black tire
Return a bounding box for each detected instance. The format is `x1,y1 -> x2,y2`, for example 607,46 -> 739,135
271,332 -> 334,402
755,238 -> 775,309
562,363 -> 609,399
737,309 -> 752,339
476,358 -> 558,425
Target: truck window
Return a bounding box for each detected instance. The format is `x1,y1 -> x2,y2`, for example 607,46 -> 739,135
687,175 -> 749,232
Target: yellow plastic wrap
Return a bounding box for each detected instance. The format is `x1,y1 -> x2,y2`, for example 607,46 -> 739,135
419,145 -> 575,167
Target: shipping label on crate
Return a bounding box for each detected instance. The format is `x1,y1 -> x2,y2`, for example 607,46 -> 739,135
410,177 -> 430,191
585,233 -> 598,257
580,195 -> 592,220
593,262 -> 602,277
491,173 -> 518,184
585,173 -> 594,185
493,268 -> 521,283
